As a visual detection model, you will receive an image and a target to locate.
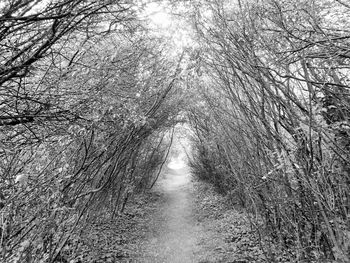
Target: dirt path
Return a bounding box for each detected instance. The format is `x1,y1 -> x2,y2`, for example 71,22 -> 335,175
73,162 -> 266,262
131,160 -> 265,263
136,162 -> 201,263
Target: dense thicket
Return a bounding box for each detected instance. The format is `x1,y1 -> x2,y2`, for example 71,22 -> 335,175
188,0 -> 350,261
2,0 -> 350,262
0,1 -> 186,262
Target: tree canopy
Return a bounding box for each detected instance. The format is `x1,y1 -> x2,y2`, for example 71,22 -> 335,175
1,0 -> 350,262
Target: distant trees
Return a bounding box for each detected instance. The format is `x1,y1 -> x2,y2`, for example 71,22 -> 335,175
0,1 -> 186,262
189,0 -> 350,261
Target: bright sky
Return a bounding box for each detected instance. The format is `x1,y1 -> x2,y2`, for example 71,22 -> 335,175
0,0 -> 194,52
145,2 -> 172,28
140,1 -> 195,53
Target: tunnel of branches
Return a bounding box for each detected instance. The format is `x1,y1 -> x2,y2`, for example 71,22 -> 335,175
0,0 -> 350,262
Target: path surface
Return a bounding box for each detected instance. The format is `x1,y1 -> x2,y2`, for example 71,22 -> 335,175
75,160 -> 265,262
137,160 -> 201,263
132,159 -> 265,263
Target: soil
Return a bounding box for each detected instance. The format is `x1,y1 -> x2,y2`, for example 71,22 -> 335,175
77,161 -> 266,263
135,165 -> 200,262
131,161 -> 265,263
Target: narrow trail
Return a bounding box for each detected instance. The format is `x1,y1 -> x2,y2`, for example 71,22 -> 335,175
132,158 -> 264,263
137,160 -> 201,263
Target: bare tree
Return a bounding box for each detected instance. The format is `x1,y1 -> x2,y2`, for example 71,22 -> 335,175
189,0 -> 350,261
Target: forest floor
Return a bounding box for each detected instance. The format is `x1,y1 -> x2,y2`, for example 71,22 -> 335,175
131,162 -> 266,263
75,162 -> 267,263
